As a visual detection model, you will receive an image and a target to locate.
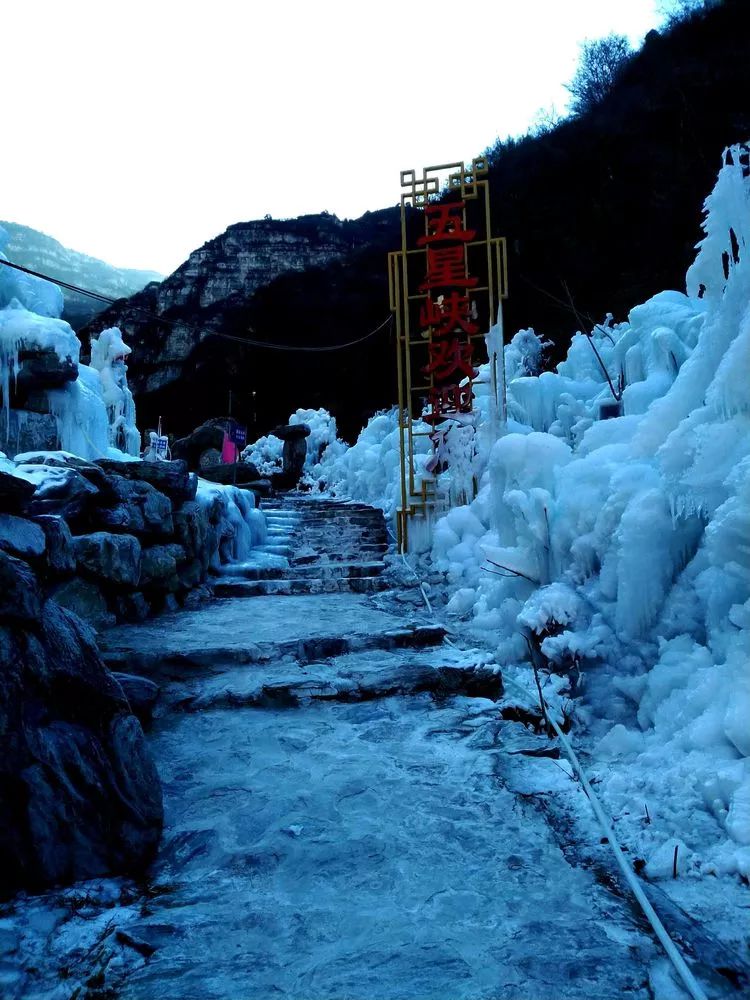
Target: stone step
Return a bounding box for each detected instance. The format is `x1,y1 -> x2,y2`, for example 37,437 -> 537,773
100,594 -> 445,673
218,560 -> 386,582
290,547 -> 389,566
169,647 -> 502,712
292,560 -> 386,579
213,576 -> 390,598
290,526 -> 388,540
255,544 -> 295,558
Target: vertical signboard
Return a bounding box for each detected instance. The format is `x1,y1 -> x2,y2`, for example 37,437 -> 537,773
388,159 -> 507,551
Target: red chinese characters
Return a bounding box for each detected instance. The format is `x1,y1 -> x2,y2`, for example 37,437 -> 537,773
418,199 -> 478,455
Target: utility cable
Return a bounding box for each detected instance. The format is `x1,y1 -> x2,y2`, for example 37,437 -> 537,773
0,257 -> 393,353
0,258 -> 117,303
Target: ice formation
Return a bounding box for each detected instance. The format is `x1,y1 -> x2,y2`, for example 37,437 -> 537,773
0,223 -> 139,460
242,407 -> 346,483
196,479 -> 267,565
309,146 -> 750,880
89,327 -> 140,455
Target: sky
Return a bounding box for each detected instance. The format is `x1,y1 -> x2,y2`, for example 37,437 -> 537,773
3,0 -> 662,276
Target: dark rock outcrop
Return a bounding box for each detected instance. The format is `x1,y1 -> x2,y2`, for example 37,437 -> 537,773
0,452 -> 265,897
0,410 -> 59,455
272,422 -> 310,489
0,470 -> 35,513
0,600 -> 162,897
96,458 -> 197,503
73,532 -> 142,588
82,209 -> 403,439
0,513 -> 46,560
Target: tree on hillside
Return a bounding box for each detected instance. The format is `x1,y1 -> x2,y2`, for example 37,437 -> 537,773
657,0 -> 723,24
566,34 -> 632,116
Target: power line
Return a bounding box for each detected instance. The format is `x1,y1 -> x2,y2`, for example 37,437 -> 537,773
0,257 -> 118,304
0,256 -> 393,353
212,313 -> 392,352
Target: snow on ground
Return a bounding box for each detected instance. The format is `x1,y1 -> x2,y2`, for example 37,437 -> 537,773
281,148 -> 750,897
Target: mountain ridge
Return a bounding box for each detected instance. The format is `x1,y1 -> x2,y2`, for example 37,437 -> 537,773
0,220 -> 162,329
86,0 -> 750,441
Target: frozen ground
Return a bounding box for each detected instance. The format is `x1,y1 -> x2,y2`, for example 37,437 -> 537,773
6,690 -> 664,1000
3,497 -> 742,1000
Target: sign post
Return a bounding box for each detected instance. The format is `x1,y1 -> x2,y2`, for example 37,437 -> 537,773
388,159 -> 508,552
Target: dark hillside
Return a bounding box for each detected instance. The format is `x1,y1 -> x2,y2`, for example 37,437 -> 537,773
487,0 -> 750,353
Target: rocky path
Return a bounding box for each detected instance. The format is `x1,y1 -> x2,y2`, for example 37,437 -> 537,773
5,496 -> 668,1000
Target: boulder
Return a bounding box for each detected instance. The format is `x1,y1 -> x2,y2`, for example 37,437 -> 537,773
197,461 -> 261,485
15,346 -> 77,395
0,603 -> 163,896
0,550 -> 42,624
51,577 -> 115,629
33,514 -> 76,576
177,557 -> 205,590
0,513 -> 46,560
199,448 -> 222,468
171,423 -> 225,468
19,464 -> 100,520
270,422 -> 310,486
73,532 -> 141,588
112,590 -> 151,623
0,410 -> 59,458
93,475 -> 173,537
173,500 -> 210,563
139,543 -> 186,591
0,469 -> 35,514
16,452 -> 116,497
96,458 -> 197,503
271,423 -> 311,441
112,672 -> 160,726
16,390 -> 51,414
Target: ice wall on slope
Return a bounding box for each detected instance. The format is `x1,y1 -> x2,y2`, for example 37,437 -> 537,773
432,145 -> 750,876
1,224 -> 139,460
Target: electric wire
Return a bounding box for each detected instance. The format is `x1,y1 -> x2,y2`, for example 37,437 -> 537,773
0,257 -> 393,353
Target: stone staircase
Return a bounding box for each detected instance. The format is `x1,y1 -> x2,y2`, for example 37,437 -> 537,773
212,496 -> 392,598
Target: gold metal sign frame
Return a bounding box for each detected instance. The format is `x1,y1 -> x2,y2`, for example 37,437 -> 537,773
388,158 -> 508,551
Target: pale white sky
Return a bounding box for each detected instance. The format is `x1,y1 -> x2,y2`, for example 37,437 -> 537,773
3,0 -> 660,275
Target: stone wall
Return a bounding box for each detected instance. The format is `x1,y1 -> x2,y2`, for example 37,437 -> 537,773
3,455 -> 263,628
0,455 -> 264,896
